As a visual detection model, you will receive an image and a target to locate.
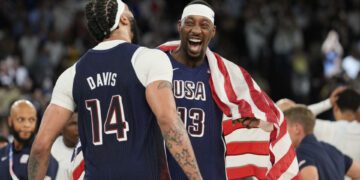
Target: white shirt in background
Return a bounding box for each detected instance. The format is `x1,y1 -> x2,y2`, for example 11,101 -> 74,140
51,136 -> 75,180
314,119 -> 360,163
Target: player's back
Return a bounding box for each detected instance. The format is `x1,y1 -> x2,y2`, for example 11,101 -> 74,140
297,134 -> 350,180
72,42 -> 166,179
314,120 -> 360,162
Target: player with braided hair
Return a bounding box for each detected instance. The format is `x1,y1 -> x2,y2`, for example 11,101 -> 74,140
28,0 -> 202,179
85,0 -> 138,43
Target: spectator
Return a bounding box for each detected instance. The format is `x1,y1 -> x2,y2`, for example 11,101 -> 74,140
18,27 -> 40,68
321,30 -> 343,79
342,41 -> 360,80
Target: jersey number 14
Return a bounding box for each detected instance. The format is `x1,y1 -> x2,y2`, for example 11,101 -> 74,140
86,95 -> 129,145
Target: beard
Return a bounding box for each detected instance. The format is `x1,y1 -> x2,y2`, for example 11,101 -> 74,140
129,17 -> 140,44
10,126 -> 34,146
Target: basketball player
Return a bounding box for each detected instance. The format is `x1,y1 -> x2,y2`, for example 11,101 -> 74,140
28,0 -> 201,179
160,0 -> 298,179
0,100 -> 58,179
163,1 -> 225,179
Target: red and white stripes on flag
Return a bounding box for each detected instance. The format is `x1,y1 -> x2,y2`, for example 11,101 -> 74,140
159,41 -> 300,180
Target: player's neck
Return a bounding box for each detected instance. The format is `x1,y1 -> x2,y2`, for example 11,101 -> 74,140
295,133 -> 307,148
104,30 -> 131,43
337,112 -> 356,122
171,48 -> 205,68
13,139 -> 24,151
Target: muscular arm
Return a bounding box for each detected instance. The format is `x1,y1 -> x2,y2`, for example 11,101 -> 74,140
300,166 -> 319,180
28,104 -> 73,180
146,80 -> 202,180
346,161 -> 360,180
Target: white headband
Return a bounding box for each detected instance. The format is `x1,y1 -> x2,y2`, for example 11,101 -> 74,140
110,0 -> 125,32
181,4 -> 215,23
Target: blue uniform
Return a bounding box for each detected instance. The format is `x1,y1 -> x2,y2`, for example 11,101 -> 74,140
297,134 -> 353,180
72,43 -> 167,179
0,143 -> 58,180
166,53 -> 226,180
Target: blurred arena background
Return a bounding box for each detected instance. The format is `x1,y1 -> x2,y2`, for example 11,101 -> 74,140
0,0 -> 359,135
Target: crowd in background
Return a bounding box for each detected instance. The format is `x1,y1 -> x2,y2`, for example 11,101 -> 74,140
0,0 -> 359,136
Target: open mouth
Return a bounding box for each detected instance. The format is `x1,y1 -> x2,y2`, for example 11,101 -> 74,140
188,38 -> 203,54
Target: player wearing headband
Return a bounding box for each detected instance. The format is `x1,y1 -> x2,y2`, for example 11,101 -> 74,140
28,0 -> 202,179
160,0 -> 299,179
163,1 -> 226,179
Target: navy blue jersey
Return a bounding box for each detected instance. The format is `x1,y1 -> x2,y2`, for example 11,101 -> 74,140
0,143 -> 58,180
73,43 -> 167,179
166,53 -> 226,180
297,134 -> 353,180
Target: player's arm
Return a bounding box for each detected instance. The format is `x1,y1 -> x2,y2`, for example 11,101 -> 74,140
134,48 -> 201,180
346,160 -> 360,179
29,65 -> 76,180
29,105 -> 72,179
146,80 -> 201,180
300,166 -> 319,180
308,86 -> 346,116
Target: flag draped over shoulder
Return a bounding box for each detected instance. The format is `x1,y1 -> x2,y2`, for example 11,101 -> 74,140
159,41 -> 300,180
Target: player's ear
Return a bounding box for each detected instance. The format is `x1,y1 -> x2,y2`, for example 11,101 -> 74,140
294,123 -> 301,134
177,20 -> 182,33
211,25 -> 216,39
120,15 -> 130,26
8,117 -> 12,127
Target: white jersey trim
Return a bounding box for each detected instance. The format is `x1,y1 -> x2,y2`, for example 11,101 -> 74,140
50,40 -> 173,111
51,64 -> 76,111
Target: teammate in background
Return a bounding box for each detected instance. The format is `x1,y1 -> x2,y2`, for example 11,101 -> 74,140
159,0 -> 298,179
277,87 -> 360,163
51,113 -> 79,180
284,105 -> 360,180
313,88 -> 360,162
0,100 -> 58,179
28,0 -> 201,179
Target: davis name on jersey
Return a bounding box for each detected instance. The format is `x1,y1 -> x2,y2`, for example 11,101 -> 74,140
86,72 -> 117,90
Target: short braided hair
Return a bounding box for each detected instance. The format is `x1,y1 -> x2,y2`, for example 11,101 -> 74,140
85,0 -> 119,42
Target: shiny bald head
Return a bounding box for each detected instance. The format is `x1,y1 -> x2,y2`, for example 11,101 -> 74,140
276,98 -> 296,112
8,100 -> 37,144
